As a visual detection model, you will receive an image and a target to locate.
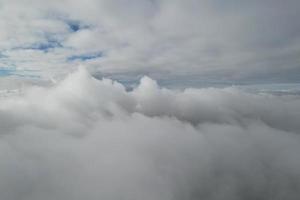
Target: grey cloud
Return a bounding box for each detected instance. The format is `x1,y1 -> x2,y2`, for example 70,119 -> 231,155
0,0 -> 300,83
0,68 -> 300,199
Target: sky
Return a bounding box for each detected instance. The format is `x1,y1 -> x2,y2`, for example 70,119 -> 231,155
0,0 -> 300,86
1,1 -> 300,200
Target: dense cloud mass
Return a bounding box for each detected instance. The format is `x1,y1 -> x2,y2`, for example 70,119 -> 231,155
0,68 -> 300,200
1,0 -> 300,199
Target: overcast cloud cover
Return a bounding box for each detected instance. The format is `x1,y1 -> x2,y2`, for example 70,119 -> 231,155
0,0 -> 300,83
1,1 -> 300,200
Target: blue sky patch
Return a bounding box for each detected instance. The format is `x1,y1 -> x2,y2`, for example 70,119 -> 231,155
0,67 -> 16,76
0,67 -> 40,78
68,21 -> 80,32
67,52 -> 103,61
66,20 -> 90,32
15,39 -> 63,53
27,39 -> 62,52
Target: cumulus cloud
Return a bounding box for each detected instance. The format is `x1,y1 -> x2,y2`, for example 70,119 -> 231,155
0,68 -> 300,200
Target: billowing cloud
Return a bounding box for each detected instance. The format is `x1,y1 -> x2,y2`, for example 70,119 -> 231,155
1,1 -> 300,198
0,68 -> 300,200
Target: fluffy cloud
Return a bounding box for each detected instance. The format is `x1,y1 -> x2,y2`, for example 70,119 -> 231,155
1,1 -> 300,198
0,0 -> 300,83
0,68 -> 300,200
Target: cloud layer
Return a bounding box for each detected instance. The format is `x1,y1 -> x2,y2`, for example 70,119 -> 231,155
1,0 -> 300,84
1,68 -> 300,200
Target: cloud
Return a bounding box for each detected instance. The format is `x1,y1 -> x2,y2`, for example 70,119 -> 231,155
1,1 -> 299,199
1,68 -> 300,200
0,0 -> 300,84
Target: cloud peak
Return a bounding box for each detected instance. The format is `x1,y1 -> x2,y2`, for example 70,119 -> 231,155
0,68 -> 300,199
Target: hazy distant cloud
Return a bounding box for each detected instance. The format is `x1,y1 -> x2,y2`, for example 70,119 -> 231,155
0,68 -> 300,200
0,0 -> 299,84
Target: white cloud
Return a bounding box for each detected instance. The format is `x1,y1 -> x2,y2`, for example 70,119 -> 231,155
1,1 -> 300,199
0,68 -> 300,199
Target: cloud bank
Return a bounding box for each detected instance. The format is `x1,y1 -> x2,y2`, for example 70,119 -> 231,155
1,68 -> 300,200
